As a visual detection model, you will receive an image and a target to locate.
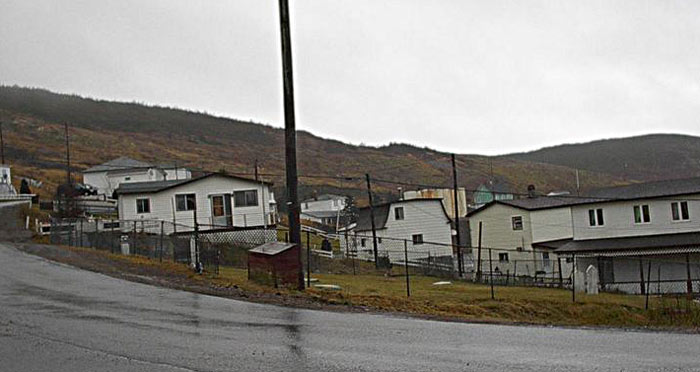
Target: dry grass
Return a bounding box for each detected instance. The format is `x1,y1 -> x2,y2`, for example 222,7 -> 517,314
214,265 -> 699,329
27,243 -> 699,330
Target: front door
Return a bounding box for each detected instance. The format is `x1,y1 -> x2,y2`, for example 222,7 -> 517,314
211,194 -> 232,228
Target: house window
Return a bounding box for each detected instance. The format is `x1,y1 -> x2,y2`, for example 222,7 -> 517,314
377,238 -> 382,244
234,190 -> 258,207
511,216 -> 523,230
412,234 -> 423,245
633,205 -> 651,224
136,198 -> 150,214
395,207 -> 405,220
671,201 -> 690,221
542,252 -> 550,269
124,176 -> 131,181
175,194 -> 196,211
498,253 -> 509,262
588,208 -> 604,226
211,195 -> 225,217
361,238 -> 366,247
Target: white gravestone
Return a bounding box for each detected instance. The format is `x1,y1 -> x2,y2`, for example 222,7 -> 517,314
585,265 -> 600,295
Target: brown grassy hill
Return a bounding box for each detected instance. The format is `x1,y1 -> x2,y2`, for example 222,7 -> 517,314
504,134 -> 700,182
0,86 -> 627,202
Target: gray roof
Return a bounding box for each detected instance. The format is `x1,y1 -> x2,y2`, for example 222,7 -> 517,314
249,242 -> 296,255
116,179 -> 191,194
84,157 -> 154,173
355,198 -> 446,232
468,196 -> 603,216
586,177 -> 700,200
115,173 -> 272,195
496,196 -> 603,210
556,231 -> 700,255
469,177 -> 700,217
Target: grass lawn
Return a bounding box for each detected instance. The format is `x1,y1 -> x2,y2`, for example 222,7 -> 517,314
213,265 -> 699,329
26,243 -> 699,330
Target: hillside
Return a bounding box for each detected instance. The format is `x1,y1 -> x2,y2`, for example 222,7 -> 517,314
0,86 -> 639,202
504,134 -> 700,182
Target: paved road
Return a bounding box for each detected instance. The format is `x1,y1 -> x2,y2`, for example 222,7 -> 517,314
1,244 -> 698,372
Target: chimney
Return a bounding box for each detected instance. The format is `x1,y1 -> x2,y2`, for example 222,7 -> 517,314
527,184 -> 537,198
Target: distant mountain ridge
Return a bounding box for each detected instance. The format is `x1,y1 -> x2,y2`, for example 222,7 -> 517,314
1,85 -> 697,202
504,134 -> 700,182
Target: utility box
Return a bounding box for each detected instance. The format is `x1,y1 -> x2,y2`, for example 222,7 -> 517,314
248,242 -> 301,289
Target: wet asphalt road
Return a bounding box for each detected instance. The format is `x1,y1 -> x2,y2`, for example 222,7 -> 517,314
1,244 -> 699,372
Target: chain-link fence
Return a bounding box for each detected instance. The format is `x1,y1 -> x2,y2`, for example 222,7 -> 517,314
48,217 -> 279,274
47,217 -> 700,302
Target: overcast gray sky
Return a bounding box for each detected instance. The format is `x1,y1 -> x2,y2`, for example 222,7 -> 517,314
2,0 -> 700,155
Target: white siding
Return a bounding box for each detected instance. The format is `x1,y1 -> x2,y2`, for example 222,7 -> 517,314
468,204 -> 572,276
118,175 -> 274,233
163,168 -> 191,181
356,200 -> 453,261
571,193 -> 700,240
84,168 -> 165,196
301,198 -> 345,213
530,207 -> 573,243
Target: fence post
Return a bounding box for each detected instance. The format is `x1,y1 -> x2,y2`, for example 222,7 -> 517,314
557,256 -> 563,288
572,254 -> 576,303
132,221 -> 137,256
488,248 -> 494,300
639,258 -> 646,295
95,217 -> 100,249
645,260 -> 652,310
687,253 -> 693,298
306,230 -> 311,287
111,219 -> 115,253
160,220 -> 165,263
404,240 -> 410,297
476,221 -> 483,282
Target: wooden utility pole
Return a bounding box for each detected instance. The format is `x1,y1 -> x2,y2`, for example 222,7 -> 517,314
278,0 -> 304,290
451,154 -> 463,276
365,173 -> 379,267
64,123 -> 71,184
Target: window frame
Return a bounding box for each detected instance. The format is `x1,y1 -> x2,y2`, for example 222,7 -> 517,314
671,201 -> 690,222
511,216 -> 523,231
412,234 -> 424,245
233,190 -> 259,207
588,208 -> 605,227
633,204 -> 651,224
394,207 -> 405,221
498,252 -> 509,262
136,198 -> 150,214
175,193 -> 197,212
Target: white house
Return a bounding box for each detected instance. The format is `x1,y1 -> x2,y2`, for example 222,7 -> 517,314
83,157 -> 191,197
115,173 -> 276,234
556,177 -> 700,294
300,194 -> 347,227
347,198 -> 454,262
466,195 -> 592,279
301,194 -> 346,213
0,164 -> 15,196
